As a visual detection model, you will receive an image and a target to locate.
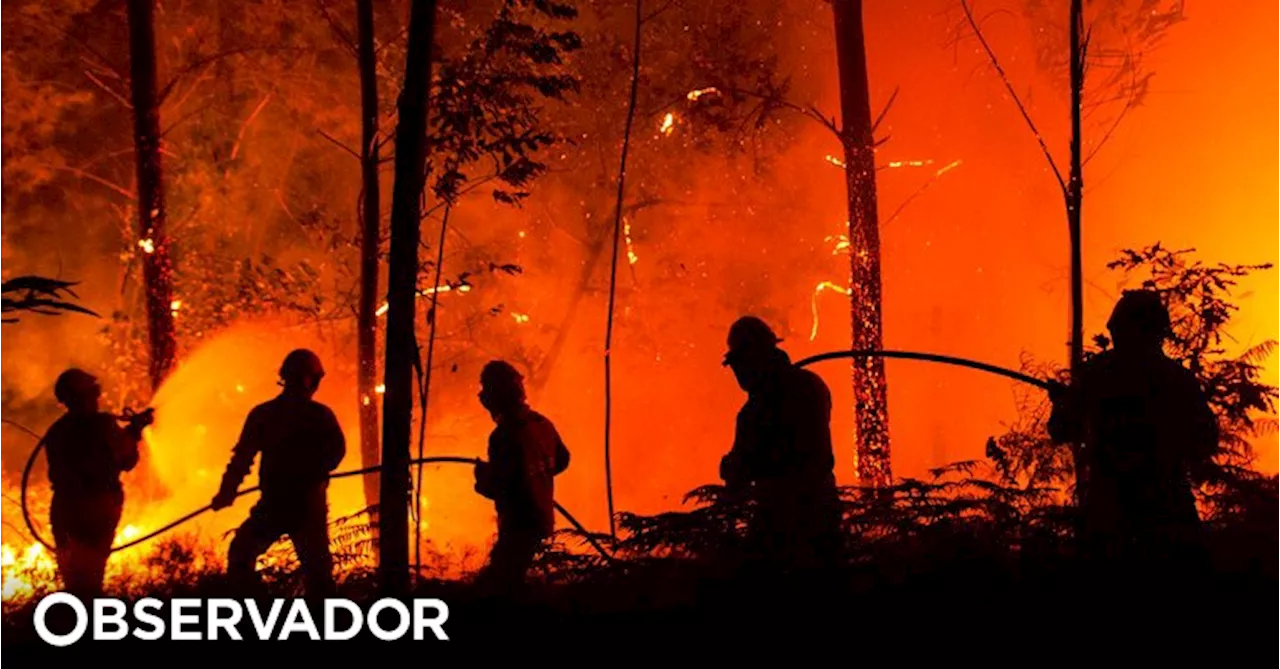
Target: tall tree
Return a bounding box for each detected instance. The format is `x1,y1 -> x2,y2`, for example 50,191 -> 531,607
356,0 -> 383,515
379,0 -> 437,596
126,0 -> 177,392
959,0 -> 1187,501
832,0 -> 891,489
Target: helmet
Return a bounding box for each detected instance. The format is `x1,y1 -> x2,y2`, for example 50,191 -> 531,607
480,360 -> 524,391
723,316 -> 782,365
54,368 -> 97,405
279,349 -> 325,382
1107,290 -> 1172,341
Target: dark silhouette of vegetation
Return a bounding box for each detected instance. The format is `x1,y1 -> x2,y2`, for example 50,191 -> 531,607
1,276 -> 99,323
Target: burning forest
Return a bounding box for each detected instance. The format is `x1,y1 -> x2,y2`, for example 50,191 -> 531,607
1,0 -> 1276,650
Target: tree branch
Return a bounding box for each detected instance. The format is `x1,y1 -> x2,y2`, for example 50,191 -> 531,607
959,0 -> 1066,193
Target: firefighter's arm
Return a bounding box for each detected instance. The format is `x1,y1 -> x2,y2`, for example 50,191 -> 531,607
214,408 -> 262,509
474,433 -> 508,500
108,413 -> 145,473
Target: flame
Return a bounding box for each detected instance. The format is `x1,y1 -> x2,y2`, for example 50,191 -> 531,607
624,218 -> 639,265
686,87 -> 719,101
170,299 -> 182,314
511,312 -> 530,324
825,154 -> 845,168
138,238 -> 155,253
376,284 -> 472,317
810,280 -> 852,341
659,113 -> 675,136
375,383 -> 386,394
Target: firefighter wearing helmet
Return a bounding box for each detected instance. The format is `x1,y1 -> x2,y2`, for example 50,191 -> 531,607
472,360 -> 570,596
719,316 -> 841,574
1048,289 -> 1219,585
211,348 -> 346,597
42,368 -> 151,599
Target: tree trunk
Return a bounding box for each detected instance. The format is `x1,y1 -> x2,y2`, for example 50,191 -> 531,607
379,0 -> 437,596
356,0 -> 382,516
127,0 -> 176,393
832,0 -> 891,489
1067,0 -> 1086,503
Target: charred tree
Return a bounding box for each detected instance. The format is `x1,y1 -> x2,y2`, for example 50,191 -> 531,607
832,0 -> 891,489
379,0 -> 437,596
356,0 -> 382,515
127,0 -> 177,392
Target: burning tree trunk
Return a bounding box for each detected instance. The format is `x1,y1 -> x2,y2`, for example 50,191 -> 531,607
831,0 -> 891,489
127,0 -> 176,392
379,0 -> 437,595
356,0 -> 382,515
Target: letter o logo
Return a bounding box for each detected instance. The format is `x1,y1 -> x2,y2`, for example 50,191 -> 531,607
367,599 -> 410,641
34,592 -> 88,647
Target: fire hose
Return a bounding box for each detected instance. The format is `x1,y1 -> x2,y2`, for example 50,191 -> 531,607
9,421 -> 615,563
7,349 -> 1051,571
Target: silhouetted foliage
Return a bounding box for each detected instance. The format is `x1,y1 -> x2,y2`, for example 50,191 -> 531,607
1,275 -> 99,323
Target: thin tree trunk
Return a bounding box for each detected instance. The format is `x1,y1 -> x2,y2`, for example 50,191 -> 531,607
832,0 -> 891,489
379,0 -> 437,596
127,0 -> 176,392
1067,0 -> 1086,503
356,0 -> 382,516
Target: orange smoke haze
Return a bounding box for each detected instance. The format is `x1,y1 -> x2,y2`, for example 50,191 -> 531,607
2,0 -> 1275,592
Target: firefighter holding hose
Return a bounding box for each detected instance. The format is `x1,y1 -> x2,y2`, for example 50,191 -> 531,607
1048,289 -> 1219,586
211,349 -> 346,597
43,368 -> 152,600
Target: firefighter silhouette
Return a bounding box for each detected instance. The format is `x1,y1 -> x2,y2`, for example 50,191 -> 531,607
211,349 -> 345,597
43,369 -> 151,599
1048,289 -> 1219,581
472,360 -> 570,595
719,316 -> 843,573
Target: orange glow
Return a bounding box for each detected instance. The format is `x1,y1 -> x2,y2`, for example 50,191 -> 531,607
1,0 -> 1274,599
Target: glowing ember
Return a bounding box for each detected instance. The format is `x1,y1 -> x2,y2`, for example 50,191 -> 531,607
170,299 -> 182,314
624,219 -> 639,265
375,383 -> 386,394
138,238 -> 155,253
686,87 -> 719,101
511,312 -> 530,324
376,284 -> 472,317
825,154 -> 845,168
659,113 -> 675,136
810,280 -> 851,341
